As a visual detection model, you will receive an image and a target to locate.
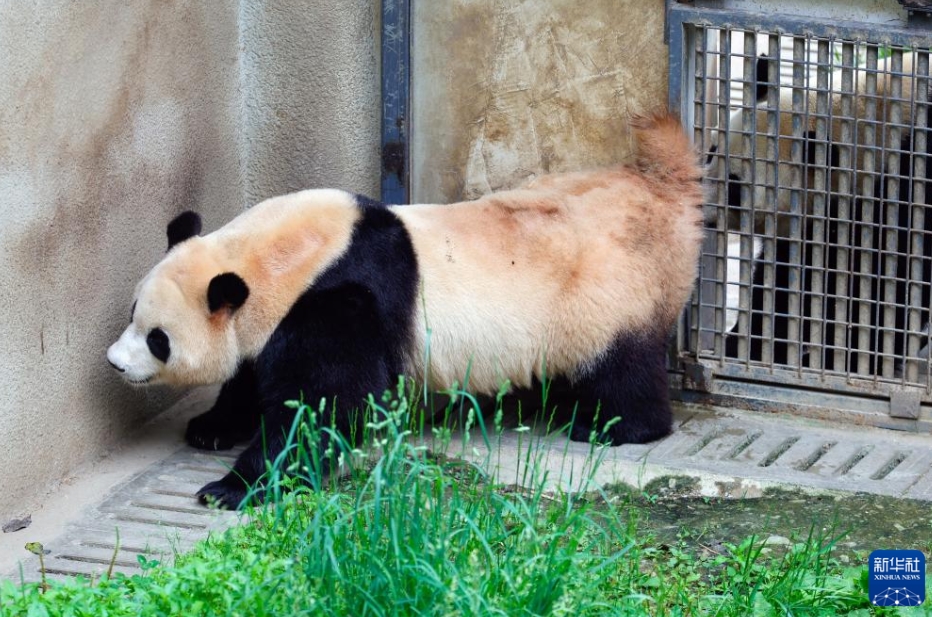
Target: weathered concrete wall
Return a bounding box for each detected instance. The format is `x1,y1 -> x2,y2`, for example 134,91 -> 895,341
0,0 -> 380,523
411,0 -> 669,203
239,1 -> 381,203
0,1 -> 242,524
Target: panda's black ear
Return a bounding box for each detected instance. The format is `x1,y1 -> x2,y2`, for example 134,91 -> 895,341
167,211 -> 202,251
208,273 -> 250,313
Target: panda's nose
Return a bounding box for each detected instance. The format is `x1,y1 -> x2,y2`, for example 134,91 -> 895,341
108,359 -> 126,373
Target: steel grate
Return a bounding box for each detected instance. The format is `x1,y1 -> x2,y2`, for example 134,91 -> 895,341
6,447 -> 240,583
668,4 -> 932,425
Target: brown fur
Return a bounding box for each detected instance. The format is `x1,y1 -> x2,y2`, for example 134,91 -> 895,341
631,112 -> 705,185
396,112 -> 704,392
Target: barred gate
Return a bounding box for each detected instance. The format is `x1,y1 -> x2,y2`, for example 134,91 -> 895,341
667,0 -> 932,430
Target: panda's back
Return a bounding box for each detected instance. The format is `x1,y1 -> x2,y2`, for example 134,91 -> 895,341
393,166 -> 703,393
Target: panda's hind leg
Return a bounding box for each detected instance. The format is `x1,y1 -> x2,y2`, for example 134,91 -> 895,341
185,361 -> 261,451
567,330 -> 673,446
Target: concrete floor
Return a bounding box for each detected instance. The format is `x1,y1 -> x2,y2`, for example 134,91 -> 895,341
0,388 -> 237,582
3,388 -> 931,583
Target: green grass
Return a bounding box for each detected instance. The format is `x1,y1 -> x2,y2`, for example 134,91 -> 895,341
2,382 -> 929,616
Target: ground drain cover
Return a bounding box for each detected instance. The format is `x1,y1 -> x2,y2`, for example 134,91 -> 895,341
5,447 -> 241,583
632,407 -> 932,499
449,405 -> 932,501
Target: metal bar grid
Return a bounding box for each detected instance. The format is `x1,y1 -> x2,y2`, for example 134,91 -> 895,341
670,5 -> 932,415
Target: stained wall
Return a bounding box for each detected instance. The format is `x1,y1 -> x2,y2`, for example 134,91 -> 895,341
411,0 -> 668,203
0,0 -> 380,522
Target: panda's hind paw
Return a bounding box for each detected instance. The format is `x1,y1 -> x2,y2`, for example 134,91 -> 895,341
568,418 -> 670,446
569,422 -> 624,446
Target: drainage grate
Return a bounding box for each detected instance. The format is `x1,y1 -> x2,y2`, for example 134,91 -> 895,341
6,447 -> 240,583
757,436 -> 801,468
443,404 -> 932,503
643,407 -> 932,499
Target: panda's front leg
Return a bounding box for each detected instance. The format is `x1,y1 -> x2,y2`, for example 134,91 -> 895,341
185,361 -> 260,451
195,280 -> 399,509
195,384 -> 372,509
194,406 -> 291,509
196,344 -> 390,506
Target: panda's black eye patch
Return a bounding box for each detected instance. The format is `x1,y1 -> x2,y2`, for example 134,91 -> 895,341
147,328 -> 170,363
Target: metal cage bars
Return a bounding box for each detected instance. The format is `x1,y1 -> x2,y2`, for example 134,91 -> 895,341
668,4 -> 932,422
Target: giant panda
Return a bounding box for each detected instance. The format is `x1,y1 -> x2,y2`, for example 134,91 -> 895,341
723,53 -> 932,377
106,113 -> 705,509
712,52 -> 926,237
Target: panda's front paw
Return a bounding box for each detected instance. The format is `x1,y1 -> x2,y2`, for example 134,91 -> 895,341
185,412 -> 249,451
196,475 -> 253,510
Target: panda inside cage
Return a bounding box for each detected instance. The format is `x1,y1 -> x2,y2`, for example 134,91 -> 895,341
686,26 -> 932,393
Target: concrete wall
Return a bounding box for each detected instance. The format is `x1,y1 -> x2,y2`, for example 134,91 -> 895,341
239,1 -> 381,204
411,0 -> 669,204
0,0 -> 380,523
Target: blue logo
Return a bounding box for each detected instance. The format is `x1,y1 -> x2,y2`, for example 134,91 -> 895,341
869,550 -> 925,606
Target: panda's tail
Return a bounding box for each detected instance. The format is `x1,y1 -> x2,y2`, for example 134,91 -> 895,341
629,112 -> 703,188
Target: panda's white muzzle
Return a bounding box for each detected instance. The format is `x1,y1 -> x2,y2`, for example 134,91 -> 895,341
107,326 -> 160,385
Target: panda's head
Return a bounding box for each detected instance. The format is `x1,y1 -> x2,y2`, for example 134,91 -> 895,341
708,55 -> 841,234
106,212 -> 250,386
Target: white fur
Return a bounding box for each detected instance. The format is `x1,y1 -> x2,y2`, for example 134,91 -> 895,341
107,324 -> 159,384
